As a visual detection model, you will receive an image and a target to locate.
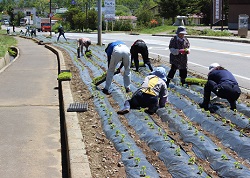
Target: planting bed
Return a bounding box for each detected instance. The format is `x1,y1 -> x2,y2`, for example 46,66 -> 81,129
36,36 -> 250,178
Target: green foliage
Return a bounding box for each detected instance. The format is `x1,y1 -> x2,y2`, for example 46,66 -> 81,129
58,72 -> 72,81
0,31 -> 17,57
8,47 -> 17,56
116,5 -> 132,16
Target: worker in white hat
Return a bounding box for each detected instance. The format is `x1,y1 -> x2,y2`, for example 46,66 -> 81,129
199,63 -> 241,111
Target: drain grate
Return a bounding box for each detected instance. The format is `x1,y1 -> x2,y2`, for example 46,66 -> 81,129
67,102 -> 88,112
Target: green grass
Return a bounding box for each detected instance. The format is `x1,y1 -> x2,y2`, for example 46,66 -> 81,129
58,72 -> 72,81
0,30 -> 17,58
139,25 -> 177,34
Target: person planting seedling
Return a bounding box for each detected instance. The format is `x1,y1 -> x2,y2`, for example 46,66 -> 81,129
117,67 -> 168,115
77,37 -> 91,58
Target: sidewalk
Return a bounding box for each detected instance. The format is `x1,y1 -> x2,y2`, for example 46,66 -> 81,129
0,37 -> 61,177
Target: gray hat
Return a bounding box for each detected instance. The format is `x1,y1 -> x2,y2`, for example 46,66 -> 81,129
149,67 -> 167,82
176,26 -> 187,34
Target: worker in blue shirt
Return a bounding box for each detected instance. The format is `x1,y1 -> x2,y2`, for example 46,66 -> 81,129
102,41 -> 131,95
199,63 -> 241,111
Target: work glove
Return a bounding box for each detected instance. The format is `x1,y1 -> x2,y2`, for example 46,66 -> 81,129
179,48 -> 190,55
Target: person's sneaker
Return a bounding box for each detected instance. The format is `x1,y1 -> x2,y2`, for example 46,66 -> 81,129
117,109 -> 129,115
102,88 -> 110,95
125,88 -> 131,93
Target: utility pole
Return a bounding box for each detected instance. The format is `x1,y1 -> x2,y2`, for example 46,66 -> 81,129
50,0 -> 52,36
97,0 -> 102,45
221,0 -> 224,31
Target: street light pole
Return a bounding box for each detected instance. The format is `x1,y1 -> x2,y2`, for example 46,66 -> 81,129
50,0 -> 52,36
97,0 -> 102,45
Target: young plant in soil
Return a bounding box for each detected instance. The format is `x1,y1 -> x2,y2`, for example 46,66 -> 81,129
134,157 -> 140,167
188,157 -> 196,165
234,162 -> 242,169
158,127 -> 162,135
129,149 -> 135,159
170,140 -> 175,148
215,147 -> 222,152
110,123 -> 116,129
163,133 -> 168,141
229,123 -> 235,131
140,166 -> 147,177
198,166 -> 204,175
199,136 -> 205,141
147,122 -> 155,129
115,130 -> 120,137
239,129 -> 244,137
120,134 -> 125,143
194,129 -> 198,136
175,147 -> 181,156
188,121 -> 192,130
221,154 -> 229,160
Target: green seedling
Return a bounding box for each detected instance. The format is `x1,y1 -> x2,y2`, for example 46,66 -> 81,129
188,157 -> 196,165
206,110 -> 211,117
233,109 -> 237,113
173,114 -> 177,118
248,118 -> 250,124
163,133 -> 168,141
221,154 -> 229,160
229,123 -> 235,131
109,112 -> 113,116
130,149 -> 135,157
147,122 -> 154,129
222,118 -> 227,126
158,127 -> 162,135
175,147 -> 181,156
234,162 -> 241,169
194,129 -> 198,136
120,134 -> 126,143
134,157 -> 140,166
140,166 -> 147,176
199,136 -> 205,141
139,108 -> 146,113
181,119 -> 186,124
170,140 -> 175,148
115,130 -> 120,137
188,122 -> 192,130
127,143 -> 132,149
108,118 -> 112,124
167,109 -> 172,114
215,147 -> 222,152
198,166 -> 204,175
239,129 -> 244,137
110,124 -> 116,129
240,113 -> 244,117
144,116 -> 149,120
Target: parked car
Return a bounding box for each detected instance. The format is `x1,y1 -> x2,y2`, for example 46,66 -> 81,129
3,20 -> 9,25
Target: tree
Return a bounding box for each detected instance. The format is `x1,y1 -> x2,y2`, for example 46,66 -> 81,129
158,0 -> 187,24
116,5 -> 131,16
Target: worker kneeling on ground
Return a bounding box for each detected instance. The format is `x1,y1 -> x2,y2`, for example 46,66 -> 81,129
77,38 -> 91,58
199,63 -> 241,111
117,67 -> 168,115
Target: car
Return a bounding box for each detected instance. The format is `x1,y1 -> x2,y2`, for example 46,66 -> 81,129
3,20 -> 9,25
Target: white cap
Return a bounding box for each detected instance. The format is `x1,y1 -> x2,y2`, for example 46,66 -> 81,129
209,63 -> 220,72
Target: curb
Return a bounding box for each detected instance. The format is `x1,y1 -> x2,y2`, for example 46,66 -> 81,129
44,43 -> 92,178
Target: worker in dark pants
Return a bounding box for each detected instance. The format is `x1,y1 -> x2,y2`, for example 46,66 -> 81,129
199,63 -> 241,111
130,39 -> 153,72
117,67 -> 168,115
57,25 -> 67,42
166,26 -> 190,87
77,38 -> 91,58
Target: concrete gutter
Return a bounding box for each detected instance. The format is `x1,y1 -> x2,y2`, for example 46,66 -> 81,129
44,43 -> 92,178
0,47 -> 20,73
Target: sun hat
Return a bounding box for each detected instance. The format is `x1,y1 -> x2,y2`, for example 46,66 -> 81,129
176,26 -> 187,35
209,63 -> 220,72
150,67 -> 167,82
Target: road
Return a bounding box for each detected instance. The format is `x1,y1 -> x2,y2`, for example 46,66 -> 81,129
2,25 -> 250,91
65,32 -> 250,91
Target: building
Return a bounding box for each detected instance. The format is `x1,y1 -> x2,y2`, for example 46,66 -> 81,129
228,0 -> 250,30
